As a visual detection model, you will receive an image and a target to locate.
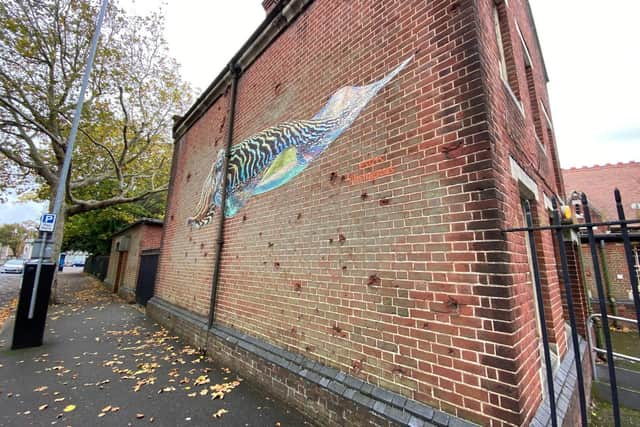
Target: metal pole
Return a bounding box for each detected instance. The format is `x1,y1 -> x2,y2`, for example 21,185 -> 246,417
52,0 -> 109,218
582,193 -> 621,427
524,200 -> 558,427
208,63 -> 239,330
30,0 -> 108,315
551,198 -> 587,427
614,189 -> 640,337
27,232 -> 47,319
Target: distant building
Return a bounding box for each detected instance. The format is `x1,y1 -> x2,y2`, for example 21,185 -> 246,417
563,161 -> 640,221
562,162 -> 640,320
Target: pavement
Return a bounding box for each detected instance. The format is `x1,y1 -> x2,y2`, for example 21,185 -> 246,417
0,272 -> 314,427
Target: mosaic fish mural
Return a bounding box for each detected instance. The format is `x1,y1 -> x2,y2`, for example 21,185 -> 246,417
188,56 -> 412,227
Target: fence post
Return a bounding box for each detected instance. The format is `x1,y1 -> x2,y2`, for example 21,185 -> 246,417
582,193 -> 621,427
615,189 -> 640,337
551,198 -> 587,427
524,200 -> 558,427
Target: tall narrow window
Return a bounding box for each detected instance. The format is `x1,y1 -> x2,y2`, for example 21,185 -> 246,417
493,1 -> 520,102
519,26 -> 543,145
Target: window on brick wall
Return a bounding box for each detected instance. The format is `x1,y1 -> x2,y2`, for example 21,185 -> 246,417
543,104 -> 565,193
493,1 -> 521,106
517,23 -> 544,147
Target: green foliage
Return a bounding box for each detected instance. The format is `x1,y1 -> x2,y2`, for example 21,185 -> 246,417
62,194 -> 164,255
0,222 -> 37,257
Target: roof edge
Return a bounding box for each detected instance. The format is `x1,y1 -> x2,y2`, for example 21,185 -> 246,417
112,218 -> 164,237
172,0 -> 313,141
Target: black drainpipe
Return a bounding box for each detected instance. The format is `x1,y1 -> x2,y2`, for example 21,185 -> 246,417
208,63 -> 239,329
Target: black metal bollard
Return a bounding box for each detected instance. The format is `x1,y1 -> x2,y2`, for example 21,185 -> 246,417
11,262 -> 55,349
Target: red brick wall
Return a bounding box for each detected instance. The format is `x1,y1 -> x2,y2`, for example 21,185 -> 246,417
581,241 -> 640,318
140,224 -> 163,251
155,1 -> 568,425
155,97 -> 229,316
476,0 -> 566,423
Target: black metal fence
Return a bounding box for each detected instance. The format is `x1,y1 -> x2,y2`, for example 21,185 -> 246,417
84,255 -> 109,281
506,189 -> 640,427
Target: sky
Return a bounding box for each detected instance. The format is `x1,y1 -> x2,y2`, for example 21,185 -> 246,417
2,0 -> 638,224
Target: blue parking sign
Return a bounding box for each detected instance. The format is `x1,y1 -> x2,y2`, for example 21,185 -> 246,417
40,213 -> 56,232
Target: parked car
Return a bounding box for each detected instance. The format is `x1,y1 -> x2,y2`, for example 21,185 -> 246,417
0,259 -> 25,274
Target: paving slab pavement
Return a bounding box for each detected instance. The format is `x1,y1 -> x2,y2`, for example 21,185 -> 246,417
0,272 -> 314,427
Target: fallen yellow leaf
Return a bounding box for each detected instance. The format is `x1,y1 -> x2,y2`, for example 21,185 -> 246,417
63,404 -> 76,413
194,375 -> 210,385
212,408 -> 228,418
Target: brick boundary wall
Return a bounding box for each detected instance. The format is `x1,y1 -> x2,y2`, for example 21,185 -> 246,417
148,297 -> 479,427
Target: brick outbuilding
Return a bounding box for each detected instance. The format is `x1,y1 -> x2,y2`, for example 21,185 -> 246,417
105,219 -> 163,302
149,1 -> 581,425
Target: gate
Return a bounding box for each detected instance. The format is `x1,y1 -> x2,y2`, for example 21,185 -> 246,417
135,249 -> 159,306
505,189 -> 640,427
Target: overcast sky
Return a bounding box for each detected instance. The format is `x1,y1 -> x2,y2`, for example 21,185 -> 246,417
2,0 -> 638,224
129,0 -> 639,169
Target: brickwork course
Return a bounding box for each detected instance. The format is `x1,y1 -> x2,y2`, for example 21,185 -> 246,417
151,1 -> 575,425
105,220 -> 163,301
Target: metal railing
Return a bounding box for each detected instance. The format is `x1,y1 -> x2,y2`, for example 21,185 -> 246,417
505,189 -> 640,427
588,314 -> 640,380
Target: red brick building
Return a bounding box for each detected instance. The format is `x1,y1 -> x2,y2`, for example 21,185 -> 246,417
563,162 -> 640,221
149,1 -> 581,425
563,162 -> 640,320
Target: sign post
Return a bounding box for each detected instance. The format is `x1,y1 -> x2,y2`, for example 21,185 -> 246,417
28,214 -> 56,319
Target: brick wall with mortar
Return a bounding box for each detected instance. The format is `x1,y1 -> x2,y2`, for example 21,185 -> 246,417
581,240 -> 640,320
152,1 -> 571,425
472,0 -> 567,423
153,97 -> 229,315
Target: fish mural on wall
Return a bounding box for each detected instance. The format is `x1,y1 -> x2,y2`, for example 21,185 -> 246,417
188,56 -> 412,227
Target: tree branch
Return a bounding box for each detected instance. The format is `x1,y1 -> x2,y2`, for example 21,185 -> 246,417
66,185 -> 168,216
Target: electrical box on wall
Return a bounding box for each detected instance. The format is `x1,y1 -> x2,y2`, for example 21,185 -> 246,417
117,236 -> 130,252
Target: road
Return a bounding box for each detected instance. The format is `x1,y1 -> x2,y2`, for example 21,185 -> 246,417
0,267 -> 85,311
0,273 -> 20,311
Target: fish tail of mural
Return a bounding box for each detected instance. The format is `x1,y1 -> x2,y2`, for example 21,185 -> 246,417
189,56 -> 413,227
